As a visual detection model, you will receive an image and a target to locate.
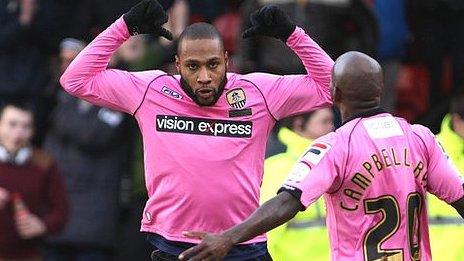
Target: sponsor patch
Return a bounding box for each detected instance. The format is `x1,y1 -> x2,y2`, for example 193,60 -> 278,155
228,108 -> 252,118
226,88 -> 246,109
285,162 -> 311,184
161,86 -> 183,100
303,142 -> 331,165
156,115 -> 252,138
363,116 -> 404,139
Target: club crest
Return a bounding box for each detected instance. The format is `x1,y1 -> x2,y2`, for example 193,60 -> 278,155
226,88 -> 246,109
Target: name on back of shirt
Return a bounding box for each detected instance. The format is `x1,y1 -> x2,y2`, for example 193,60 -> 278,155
340,147 -> 426,211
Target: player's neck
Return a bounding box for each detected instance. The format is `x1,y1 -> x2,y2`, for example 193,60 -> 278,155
341,106 -> 383,124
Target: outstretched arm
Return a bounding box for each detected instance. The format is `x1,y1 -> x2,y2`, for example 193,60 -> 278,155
179,192 -> 303,261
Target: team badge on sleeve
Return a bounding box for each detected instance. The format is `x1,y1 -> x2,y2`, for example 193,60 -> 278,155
226,88 -> 246,109
302,142 -> 331,165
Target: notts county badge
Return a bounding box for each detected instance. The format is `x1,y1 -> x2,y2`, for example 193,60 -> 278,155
226,88 -> 246,109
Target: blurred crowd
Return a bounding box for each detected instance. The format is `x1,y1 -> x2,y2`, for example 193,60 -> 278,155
0,0 -> 463,260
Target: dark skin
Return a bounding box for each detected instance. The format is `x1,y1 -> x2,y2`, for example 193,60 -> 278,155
178,51 -> 464,261
175,38 -> 228,106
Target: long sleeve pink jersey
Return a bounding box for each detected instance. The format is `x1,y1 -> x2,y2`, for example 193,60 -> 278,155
281,109 -> 464,260
60,17 -> 334,243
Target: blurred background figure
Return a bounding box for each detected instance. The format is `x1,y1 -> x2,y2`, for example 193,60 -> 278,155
371,0 -> 409,113
260,108 -> 334,261
0,101 -> 68,261
428,94 -> 464,260
408,0 -> 464,133
42,39 -> 134,261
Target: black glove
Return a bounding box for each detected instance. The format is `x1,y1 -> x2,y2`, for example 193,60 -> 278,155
123,0 -> 173,40
242,5 -> 296,42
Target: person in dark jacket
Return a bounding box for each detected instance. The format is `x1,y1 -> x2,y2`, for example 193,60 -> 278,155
43,41 -> 133,261
0,101 -> 68,260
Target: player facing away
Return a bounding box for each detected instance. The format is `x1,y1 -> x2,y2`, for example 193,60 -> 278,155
179,52 -> 464,261
59,0 -> 334,259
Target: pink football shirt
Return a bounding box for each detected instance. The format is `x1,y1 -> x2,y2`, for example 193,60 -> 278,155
60,17 -> 334,243
281,109 -> 464,260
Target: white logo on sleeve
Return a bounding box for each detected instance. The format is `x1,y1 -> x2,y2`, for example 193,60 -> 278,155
285,162 -> 311,184
302,142 -> 332,165
161,86 -> 183,100
363,116 -> 404,139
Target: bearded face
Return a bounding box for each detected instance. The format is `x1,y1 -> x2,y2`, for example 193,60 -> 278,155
176,38 -> 228,106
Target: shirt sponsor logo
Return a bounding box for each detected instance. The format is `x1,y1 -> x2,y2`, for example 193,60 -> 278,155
228,108 -> 252,118
363,116 -> 404,139
303,142 -> 331,165
156,115 -> 252,138
161,86 -> 183,100
226,88 -> 246,109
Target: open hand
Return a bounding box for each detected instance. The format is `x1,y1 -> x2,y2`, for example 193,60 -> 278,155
16,213 -> 47,239
178,231 -> 233,261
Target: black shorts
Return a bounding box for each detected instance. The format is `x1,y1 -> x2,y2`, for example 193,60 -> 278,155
150,246 -> 273,261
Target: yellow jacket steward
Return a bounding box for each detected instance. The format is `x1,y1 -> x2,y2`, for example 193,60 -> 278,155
261,128 -> 330,261
432,114 -> 464,260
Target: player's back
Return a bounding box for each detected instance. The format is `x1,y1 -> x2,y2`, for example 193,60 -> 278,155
323,111 -> 452,260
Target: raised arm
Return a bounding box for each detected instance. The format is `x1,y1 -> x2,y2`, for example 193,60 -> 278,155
60,0 -> 172,114
242,5 -> 334,120
179,192 -> 302,261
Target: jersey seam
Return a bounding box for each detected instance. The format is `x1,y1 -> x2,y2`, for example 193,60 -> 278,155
412,130 -> 431,189
412,130 -> 430,164
329,118 -> 363,194
241,79 -> 277,122
133,73 -> 170,116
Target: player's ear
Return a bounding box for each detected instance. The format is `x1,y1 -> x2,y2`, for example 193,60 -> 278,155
224,51 -> 229,67
175,55 -> 181,74
333,86 -> 341,104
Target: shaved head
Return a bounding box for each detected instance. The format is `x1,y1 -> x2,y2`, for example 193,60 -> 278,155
331,51 -> 383,111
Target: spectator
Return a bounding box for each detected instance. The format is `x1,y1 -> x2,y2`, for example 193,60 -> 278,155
0,101 -> 68,260
59,1 -> 334,259
429,94 -> 464,260
260,108 -> 334,260
43,40 -> 133,261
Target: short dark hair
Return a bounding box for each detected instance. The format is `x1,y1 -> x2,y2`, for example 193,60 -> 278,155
177,23 -> 224,54
0,99 -> 35,120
